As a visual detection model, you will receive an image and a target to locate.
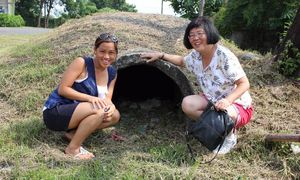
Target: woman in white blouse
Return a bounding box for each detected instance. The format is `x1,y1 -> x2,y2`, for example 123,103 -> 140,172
141,16 -> 253,154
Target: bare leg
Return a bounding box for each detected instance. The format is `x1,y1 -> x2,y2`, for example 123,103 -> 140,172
226,105 -> 239,123
64,102 -> 104,159
181,95 -> 208,120
65,108 -> 121,142
64,130 -> 75,141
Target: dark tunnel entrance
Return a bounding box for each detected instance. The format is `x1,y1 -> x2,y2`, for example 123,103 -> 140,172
110,52 -> 195,141
111,53 -> 194,107
111,52 -> 194,129
112,64 -> 183,104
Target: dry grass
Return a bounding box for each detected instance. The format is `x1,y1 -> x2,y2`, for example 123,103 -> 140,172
0,12 -> 299,179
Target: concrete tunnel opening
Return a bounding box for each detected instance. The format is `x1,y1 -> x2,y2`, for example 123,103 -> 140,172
111,52 -> 194,124
112,64 -> 183,104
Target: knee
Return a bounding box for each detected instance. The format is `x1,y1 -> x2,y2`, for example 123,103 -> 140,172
112,109 -> 121,124
181,96 -> 193,113
93,110 -> 105,124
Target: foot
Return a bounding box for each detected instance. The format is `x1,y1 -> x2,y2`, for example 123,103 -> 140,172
213,132 -> 237,154
65,146 -> 95,160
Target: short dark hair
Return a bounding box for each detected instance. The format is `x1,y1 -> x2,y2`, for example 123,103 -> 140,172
94,33 -> 118,53
183,16 -> 220,49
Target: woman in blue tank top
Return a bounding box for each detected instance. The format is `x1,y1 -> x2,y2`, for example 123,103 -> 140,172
43,33 -> 120,160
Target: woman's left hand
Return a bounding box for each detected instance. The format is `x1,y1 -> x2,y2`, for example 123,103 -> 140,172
103,104 -> 115,122
215,98 -> 231,111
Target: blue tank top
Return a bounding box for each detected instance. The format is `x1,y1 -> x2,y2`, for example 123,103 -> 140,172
44,56 -> 117,109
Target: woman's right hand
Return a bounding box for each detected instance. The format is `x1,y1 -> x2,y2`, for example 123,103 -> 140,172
87,96 -> 107,109
140,52 -> 164,63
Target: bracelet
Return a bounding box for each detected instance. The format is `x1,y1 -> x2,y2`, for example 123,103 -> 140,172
160,53 -> 165,59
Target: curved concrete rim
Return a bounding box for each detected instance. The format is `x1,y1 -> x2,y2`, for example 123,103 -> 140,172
113,52 -> 195,97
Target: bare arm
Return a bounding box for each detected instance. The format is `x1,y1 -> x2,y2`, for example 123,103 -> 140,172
58,57 -> 106,109
215,76 -> 250,110
140,52 -> 185,67
58,57 -> 90,101
105,74 -> 117,104
226,76 -> 250,104
103,75 -> 117,120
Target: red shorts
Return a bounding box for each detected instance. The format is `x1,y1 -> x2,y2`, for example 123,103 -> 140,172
234,103 -> 253,129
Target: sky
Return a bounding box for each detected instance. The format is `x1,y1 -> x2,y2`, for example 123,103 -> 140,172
126,0 -> 177,16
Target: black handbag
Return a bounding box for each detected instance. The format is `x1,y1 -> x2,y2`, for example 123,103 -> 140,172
186,101 -> 234,162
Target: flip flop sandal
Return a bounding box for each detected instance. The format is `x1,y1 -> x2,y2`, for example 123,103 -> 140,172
73,147 -> 95,160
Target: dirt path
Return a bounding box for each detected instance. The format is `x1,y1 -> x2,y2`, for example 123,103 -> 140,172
0,27 -> 52,35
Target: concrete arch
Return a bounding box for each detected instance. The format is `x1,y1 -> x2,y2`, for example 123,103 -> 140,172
112,52 -> 194,104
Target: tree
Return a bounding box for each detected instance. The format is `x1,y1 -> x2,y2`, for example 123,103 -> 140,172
166,0 -> 224,19
275,7 -> 300,78
61,0 -> 80,18
15,0 -> 40,26
44,0 -> 55,28
214,0 -> 300,52
37,0 -> 44,27
89,0 -> 136,12
199,0 -> 205,16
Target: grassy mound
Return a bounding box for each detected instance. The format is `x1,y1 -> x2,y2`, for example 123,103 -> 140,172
0,12 -> 299,179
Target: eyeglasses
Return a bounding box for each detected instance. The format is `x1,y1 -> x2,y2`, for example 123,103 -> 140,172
98,33 -> 118,43
188,32 -> 206,39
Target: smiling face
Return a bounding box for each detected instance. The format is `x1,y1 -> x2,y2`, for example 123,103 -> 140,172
188,27 -> 208,53
94,42 -> 117,69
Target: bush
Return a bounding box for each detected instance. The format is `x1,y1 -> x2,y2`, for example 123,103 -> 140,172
278,40 -> 300,77
40,16 -> 66,28
0,14 -> 25,27
98,7 -> 119,13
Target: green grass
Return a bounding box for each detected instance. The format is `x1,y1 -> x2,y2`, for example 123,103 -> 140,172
0,35 -> 39,59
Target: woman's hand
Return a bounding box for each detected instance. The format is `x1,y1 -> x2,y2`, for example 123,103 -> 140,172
103,104 -> 115,122
140,52 -> 164,63
87,96 -> 108,109
215,98 -> 231,111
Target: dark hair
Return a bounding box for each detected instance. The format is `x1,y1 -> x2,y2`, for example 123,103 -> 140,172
94,33 -> 118,53
183,16 -> 220,49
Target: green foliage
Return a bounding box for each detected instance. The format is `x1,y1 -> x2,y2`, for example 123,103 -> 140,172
166,0 -> 225,19
0,14 -> 25,27
213,0 -> 300,52
278,40 -> 300,77
62,0 -> 99,18
215,0 -> 299,33
79,1 -> 98,16
61,0 -> 136,19
15,0 -> 40,26
90,0 -> 137,12
98,7 -> 119,13
40,16 -> 66,28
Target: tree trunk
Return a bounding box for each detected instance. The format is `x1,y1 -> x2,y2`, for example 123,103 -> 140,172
288,8 -> 300,50
37,0 -> 44,27
199,0 -> 205,16
45,0 -> 54,28
161,0 -> 163,14
275,7 -> 300,57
